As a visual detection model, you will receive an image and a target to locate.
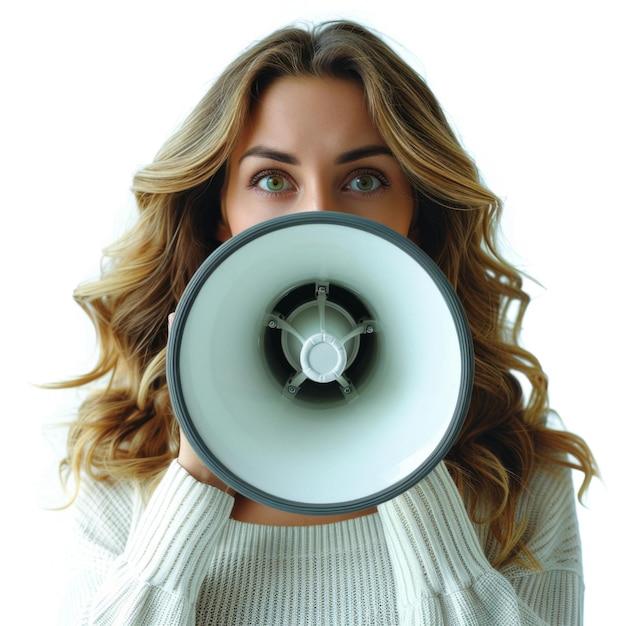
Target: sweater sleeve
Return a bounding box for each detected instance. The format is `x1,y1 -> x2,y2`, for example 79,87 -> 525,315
58,460 -> 234,626
377,462 -> 584,626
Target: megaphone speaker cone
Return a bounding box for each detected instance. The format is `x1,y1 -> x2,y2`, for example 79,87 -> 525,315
167,212 -> 473,515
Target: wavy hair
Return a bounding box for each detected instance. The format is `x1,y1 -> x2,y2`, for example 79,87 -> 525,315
57,21 -> 595,567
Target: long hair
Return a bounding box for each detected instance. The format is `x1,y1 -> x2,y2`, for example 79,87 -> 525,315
58,20 -> 595,567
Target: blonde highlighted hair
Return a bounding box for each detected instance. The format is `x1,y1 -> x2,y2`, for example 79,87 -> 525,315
58,21 -> 595,567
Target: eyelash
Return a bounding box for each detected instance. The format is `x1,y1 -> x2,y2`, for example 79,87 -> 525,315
248,169 -> 294,195
248,168 -> 391,196
345,169 -> 390,193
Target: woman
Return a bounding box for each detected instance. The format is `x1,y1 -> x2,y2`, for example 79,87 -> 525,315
57,20 -> 596,625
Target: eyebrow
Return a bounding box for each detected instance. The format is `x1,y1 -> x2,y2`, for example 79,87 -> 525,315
239,147 -> 299,165
336,145 -> 393,164
238,144 -> 394,165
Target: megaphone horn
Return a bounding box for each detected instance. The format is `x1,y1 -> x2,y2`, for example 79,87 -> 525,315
166,212 -> 473,515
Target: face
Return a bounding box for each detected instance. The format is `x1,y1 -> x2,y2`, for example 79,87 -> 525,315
218,77 -> 415,240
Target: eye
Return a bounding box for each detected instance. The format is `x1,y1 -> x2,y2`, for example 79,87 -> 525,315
346,172 -> 386,193
253,172 -> 294,193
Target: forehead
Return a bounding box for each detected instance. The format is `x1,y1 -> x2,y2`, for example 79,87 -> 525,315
233,77 -> 384,156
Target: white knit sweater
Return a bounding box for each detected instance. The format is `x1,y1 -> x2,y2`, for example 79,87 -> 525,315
59,460 -> 584,625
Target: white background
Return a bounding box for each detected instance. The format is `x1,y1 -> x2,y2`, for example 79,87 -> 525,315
2,1 -> 623,623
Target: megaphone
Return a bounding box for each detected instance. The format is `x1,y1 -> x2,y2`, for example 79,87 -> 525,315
167,212 -> 473,515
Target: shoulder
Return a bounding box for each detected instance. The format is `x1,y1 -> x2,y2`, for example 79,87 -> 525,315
502,460 -> 583,575
70,471 -> 144,555
523,461 -> 582,548
519,460 -> 580,527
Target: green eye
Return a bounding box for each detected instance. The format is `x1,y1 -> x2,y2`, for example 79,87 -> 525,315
259,174 -> 291,192
349,174 -> 381,192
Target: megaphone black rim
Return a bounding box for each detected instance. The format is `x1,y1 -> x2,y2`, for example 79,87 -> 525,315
167,212 -> 474,515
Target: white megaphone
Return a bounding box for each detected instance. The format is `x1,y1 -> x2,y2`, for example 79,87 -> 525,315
166,212 -> 473,515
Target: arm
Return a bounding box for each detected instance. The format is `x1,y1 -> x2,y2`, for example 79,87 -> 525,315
378,462 -> 583,626
59,460 -> 234,626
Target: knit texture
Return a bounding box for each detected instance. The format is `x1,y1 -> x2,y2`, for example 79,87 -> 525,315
58,460 -> 584,625
197,515 -> 397,625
